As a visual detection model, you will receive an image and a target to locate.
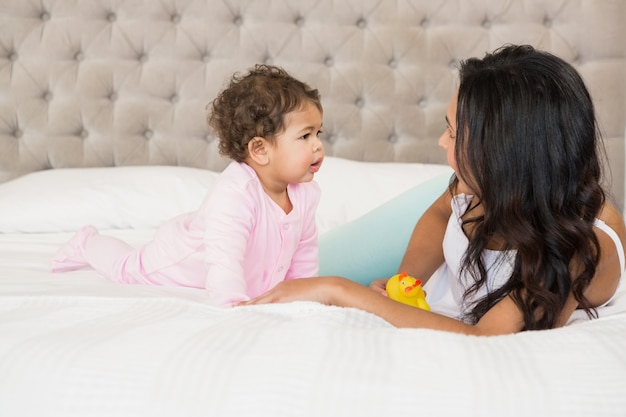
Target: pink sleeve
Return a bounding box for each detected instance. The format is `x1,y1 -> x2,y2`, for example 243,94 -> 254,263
201,181 -> 256,306
285,181 -> 321,280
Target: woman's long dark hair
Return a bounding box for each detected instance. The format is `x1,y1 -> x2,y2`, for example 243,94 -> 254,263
454,45 -> 605,330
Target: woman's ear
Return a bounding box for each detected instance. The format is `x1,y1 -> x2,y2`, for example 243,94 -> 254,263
247,137 -> 269,165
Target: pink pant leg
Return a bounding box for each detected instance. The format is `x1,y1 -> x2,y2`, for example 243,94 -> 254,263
84,232 -> 185,286
81,232 -> 136,282
52,224 -> 200,288
52,226 -> 146,284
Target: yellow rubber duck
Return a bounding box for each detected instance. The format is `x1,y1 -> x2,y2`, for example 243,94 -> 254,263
385,272 -> 430,311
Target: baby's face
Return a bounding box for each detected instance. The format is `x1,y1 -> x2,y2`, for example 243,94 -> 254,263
267,102 -> 325,185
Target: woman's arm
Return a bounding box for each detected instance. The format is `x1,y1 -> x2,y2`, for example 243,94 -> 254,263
398,189 -> 454,281
241,276 -> 525,335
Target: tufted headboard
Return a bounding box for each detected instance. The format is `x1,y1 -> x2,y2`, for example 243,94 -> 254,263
1,0 -> 625,212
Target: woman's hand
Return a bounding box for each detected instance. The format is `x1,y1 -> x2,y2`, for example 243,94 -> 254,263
239,276 -> 340,306
369,278 -> 389,296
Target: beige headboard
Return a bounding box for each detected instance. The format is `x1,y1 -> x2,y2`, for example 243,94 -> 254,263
1,0 -> 624,212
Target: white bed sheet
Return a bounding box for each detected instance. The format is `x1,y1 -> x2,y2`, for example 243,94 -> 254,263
1,160 -> 625,417
1,231 -> 626,417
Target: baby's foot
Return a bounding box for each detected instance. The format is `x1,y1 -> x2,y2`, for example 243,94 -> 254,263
50,225 -> 98,272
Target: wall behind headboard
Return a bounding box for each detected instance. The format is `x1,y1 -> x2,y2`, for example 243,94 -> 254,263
1,0 -> 624,211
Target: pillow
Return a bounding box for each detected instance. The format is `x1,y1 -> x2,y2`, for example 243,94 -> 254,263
0,158 -> 451,234
314,157 -> 453,234
0,166 -> 218,233
318,172 -> 452,286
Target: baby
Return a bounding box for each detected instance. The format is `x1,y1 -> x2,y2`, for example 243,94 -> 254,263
51,64 -> 325,307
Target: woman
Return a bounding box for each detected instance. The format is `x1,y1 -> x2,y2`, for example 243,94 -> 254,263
241,45 -> 625,335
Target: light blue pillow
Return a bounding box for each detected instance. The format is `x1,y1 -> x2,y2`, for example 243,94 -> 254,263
318,172 -> 452,285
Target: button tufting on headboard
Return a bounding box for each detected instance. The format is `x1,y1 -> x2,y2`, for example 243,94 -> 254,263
0,0 -> 624,212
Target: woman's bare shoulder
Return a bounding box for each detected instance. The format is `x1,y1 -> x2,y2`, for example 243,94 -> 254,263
598,202 -> 626,246
586,202 -> 625,307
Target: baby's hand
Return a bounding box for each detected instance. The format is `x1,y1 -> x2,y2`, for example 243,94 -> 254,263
369,278 -> 389,296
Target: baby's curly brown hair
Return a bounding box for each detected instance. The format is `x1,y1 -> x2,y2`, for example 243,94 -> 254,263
207,64 -> 322,162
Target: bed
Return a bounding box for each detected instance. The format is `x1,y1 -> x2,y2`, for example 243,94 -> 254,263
1,1 -> 626,416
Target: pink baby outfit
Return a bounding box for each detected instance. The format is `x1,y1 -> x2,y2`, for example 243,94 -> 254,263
51,162 -> 321,307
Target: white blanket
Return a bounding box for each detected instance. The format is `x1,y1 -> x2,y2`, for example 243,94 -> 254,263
1,160 -> 625,417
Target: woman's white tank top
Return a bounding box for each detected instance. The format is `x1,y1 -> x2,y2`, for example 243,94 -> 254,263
423,194 -> 625,323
